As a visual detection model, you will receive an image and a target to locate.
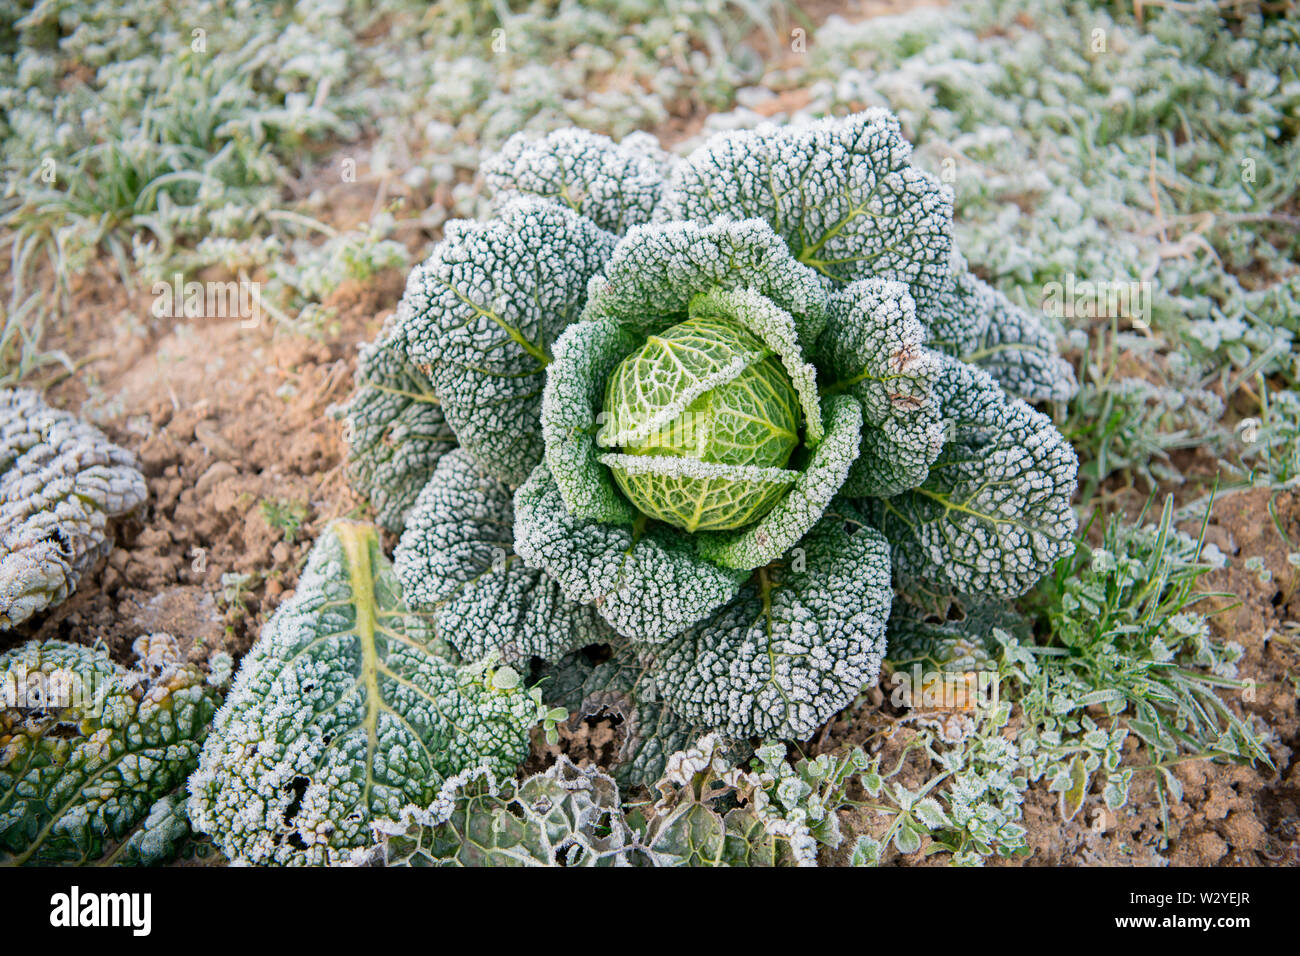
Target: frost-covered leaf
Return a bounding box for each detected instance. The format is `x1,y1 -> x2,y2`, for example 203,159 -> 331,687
640,733 -> 821,866
484,128 -> 670,234
363,758 -> 634,867
0,389 -> 147,629
865,356 -> 1078,598
817,278 -> 946,497
662,109 -> 953,310
187,521 -> 544,866
0,635 -> 219,865
512,462 -> 748,642
886,596 -> 1030,671
541,318 -> 642,523
108,792 -> 208,867
655,510 -> 892,738
914,797 -> 951,829
400,198 -> 615,484
582,217 -> 829,349
396,450 -> 609,664
849,834 -> 882,866
337,320 -> 455,533
893,822 -> 922,855
924,266 -> 1077,404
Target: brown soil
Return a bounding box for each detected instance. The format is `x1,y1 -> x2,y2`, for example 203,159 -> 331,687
1,264 -> 402,668
820,488 -> 1300,866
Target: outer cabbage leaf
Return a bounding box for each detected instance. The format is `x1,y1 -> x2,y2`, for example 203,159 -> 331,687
361,758 -> 634,867
581,218 -> 829,349
187,521 -> 544,866
817,278 -> 946,498
1,389 -> 147,629
865,356 -> 1079,599
107,792 -> 208,866
694,395 -> 862,571
637,734 -> 822,866
656,510 -> 892,738
541,318 -> 641,524
924,266 -> 1078,404
0,635 -> 219,865
512,462 -> 748,642
399,198 -> 616,485
396,450 -> 609,664
538,641 -> 712,788
337,320 -> 455,533
484,128 -> 670,234
661,109 -> 953,310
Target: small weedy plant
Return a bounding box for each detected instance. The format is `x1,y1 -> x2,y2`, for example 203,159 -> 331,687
187,521 -> 555,865
1026,498 -> 1270,837
0,389 -> 148,629
0,0 -> 787,377
360,733 -> 868,867
0,634 -> 225,866
343,109 -> 1080,781
852,498 -> 1271,866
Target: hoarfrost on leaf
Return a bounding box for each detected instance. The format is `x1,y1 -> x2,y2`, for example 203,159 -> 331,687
0,389 -> 147,629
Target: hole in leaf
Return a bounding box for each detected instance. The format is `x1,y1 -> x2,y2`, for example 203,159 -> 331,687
281,775 -> 309,832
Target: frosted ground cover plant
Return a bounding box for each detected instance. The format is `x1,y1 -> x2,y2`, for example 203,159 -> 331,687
343,109 -> 1081,783
798,0 -> 1299,490
0,0 -> 786,381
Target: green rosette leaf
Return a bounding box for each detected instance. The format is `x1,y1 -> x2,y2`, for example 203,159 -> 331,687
655,510 -> 893,739
396,449 -> 610,664
864,355 -> 1079,598
512,462 -> 748,642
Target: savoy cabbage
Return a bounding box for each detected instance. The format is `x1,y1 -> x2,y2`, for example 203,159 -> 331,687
343,109 -> 1079,773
